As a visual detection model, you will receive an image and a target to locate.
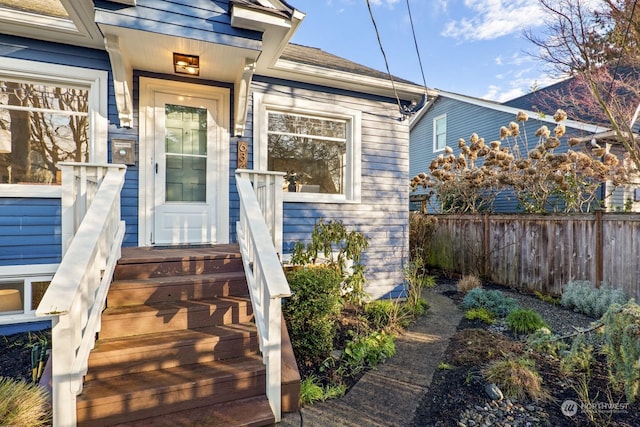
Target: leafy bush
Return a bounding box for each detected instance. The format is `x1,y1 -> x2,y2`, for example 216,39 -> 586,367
342,331 -> 396,371
299,375 -> 346,405
299,375 -> 324,405
323,331 -> 396,380
526,327 -> 568,357
506,308 -> 548,335
457,274 -> 482,294
0,377 -> 51,427
561,280 -> 628,318
602,300 -> 640,403
465,307 -> 496,324
284,266 -> 343,366
461,288 -> 519,317
290,219 -> 369,305
483,356 -> 548,401
364,300 -> 397,330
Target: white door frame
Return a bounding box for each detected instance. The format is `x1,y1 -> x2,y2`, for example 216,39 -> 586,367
138,77 -> 230,246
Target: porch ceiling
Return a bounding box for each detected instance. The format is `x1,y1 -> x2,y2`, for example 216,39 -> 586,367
98,24 -> 261,83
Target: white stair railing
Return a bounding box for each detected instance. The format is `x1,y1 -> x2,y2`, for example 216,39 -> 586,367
235,170 -> 290,422
36,163 -> 126,427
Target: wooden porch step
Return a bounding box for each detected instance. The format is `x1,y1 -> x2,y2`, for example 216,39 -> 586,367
99,296 -> 254,339
77,355 -> 266,427
111,395 -> 275,427
107,271 -> 249,307
86,323 -> 259,381
114,245 -> 244,280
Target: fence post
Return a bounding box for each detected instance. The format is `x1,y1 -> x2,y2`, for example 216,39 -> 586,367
483,213 -> 490,278
595,209 -> 603,288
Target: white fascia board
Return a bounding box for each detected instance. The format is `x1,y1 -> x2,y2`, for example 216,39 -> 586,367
231,5 -> 292,32
268,59 -> 428,101
438,90 -> 606,133
409,94 -> 439,129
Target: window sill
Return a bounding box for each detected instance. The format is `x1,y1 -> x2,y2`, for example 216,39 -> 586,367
283,192 -> 360,204
0,185 -> 62,198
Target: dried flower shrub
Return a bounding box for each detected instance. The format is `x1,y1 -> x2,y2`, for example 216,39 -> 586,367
411,110 -> 630,213
457,274 -> 481,294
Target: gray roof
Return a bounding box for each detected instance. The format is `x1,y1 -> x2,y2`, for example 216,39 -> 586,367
281,43 -> 418,86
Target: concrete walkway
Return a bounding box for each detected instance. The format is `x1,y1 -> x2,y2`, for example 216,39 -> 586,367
279,290 -> 463,427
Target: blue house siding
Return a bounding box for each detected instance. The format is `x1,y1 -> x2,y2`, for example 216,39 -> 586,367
410,95 -> 596,213
94,0 -> 262,51
248,78 -> 410,299
0,198 -> 61,266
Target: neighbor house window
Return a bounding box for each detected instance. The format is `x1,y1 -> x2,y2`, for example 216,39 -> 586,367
255,94 -> 361,203
0,58 -> 108,197
434,114 -> 447,152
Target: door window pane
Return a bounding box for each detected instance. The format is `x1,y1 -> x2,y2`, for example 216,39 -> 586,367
165,104 -> 207,202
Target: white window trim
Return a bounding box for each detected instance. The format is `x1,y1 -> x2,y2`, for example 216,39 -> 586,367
433,113 -> 447,153
0,263 -> 57,324
253,93 -> 361,203
0,57 -> 108,198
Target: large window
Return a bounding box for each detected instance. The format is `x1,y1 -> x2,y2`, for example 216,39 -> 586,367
268,112 -> 347,195
0,79 -> 89,184
0,58 -> 107,196
255,94 -> 361,203
434,114 -> 447,152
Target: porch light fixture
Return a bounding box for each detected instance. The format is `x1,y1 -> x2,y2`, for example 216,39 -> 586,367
173,53 -> 200,76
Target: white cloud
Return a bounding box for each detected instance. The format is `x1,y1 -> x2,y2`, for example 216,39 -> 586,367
482,70 -> 565,102
369,0 -> 400,8
441,0 -> 547,41
495,55 -> 503,66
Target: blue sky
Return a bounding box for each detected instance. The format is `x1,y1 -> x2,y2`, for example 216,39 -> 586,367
290,0 -> 564,102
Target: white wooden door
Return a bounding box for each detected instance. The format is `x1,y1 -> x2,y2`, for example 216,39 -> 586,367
152,92 -> 219,245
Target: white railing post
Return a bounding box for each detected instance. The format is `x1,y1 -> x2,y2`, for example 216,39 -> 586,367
37,163 -> 126,427
235,170 -> 289,422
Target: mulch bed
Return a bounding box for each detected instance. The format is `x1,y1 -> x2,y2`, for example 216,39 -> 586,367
413,274 -> 640,427
0,329 -> 51,383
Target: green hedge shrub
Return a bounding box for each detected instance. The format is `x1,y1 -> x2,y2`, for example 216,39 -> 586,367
284,266 -> 343,366
506,308 -> 548,335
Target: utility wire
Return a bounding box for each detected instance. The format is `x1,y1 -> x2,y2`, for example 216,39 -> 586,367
406,0 -> 428,91
366,0 -> 403,113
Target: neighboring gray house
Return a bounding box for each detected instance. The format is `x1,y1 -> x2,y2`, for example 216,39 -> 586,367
409,90 -> 608,212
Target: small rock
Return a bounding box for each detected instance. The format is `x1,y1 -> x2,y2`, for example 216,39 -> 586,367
484,383 -> 504,401
525,404 -> 536,412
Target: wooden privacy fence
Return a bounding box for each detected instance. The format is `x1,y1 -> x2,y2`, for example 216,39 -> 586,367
423,212 -> 640,300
